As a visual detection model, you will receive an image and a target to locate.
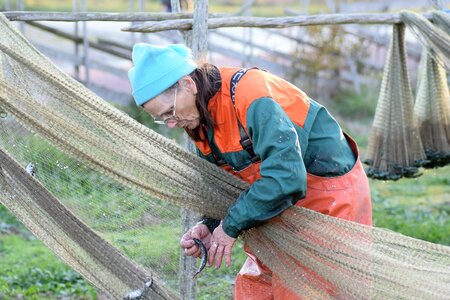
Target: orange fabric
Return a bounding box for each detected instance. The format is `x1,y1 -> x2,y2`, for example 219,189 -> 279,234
234,134 -> 372,300
222,162 -> 262,183
194,67 -> 310,156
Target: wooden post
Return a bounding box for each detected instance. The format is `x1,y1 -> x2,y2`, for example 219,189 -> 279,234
179,1 -> 208,299
191,0 -> 208,58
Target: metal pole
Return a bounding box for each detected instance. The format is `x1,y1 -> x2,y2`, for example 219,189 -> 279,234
73,0 -> 80,80
302,0 -> 310,14
242,0 -> 253,67
81,0 -> 89,86
138,0 -> 148,43
327,0 -> 336,13
429,0 -> 444,10
129,0 -> 136,47
17,0 -> 24,32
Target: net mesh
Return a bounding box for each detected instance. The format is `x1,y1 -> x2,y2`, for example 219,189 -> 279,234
1,12 -> 450,300
401,11 -> 450,72
414,49 -> 450,167
364,23 -> 427,180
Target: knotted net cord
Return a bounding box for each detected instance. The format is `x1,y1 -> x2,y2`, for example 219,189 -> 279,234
401,11 -> 450,71
407,11 -> 450,168
1,12 -> 450,300
414,49 -> 450,167
365,23 -> 427,180
0,149 -> 177,300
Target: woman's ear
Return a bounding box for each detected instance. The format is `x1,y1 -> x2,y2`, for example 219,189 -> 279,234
180,76 -> 197,95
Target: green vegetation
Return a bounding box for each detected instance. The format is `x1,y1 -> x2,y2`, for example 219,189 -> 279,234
0,226 -> 97,299
331,86 -> 379,120
370,167 -> 450,245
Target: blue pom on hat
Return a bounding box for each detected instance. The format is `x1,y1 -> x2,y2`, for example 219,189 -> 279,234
128,43 -> 198,106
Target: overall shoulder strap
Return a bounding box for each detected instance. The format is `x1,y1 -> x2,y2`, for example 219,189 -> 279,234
230,68 -> 261,163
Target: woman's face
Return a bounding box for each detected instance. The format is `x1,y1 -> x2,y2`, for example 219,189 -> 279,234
143,76 -> 200,130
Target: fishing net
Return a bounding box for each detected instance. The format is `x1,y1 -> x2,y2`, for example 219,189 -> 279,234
401,10 -> 450,72
364,23 -> 427,180
1,12 -> 450,300
414,49 -> 450,168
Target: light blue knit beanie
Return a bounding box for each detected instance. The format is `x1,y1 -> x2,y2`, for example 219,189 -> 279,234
128,43 -> 198,106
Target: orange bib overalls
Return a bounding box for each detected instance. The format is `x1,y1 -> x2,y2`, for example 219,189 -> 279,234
233,133 -> 372,300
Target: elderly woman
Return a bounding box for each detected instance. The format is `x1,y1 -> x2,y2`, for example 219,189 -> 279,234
128,43 -> 372,299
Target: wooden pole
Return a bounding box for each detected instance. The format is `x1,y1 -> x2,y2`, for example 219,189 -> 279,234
179,1 -> 208,299
3,11 -> 225,22
26,22 -> 132,60
121,12 -> 434,33
3,11 -> 433,26
191,0 -> 208,59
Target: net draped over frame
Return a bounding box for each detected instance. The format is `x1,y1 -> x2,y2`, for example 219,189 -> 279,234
0,12 -> 450,300
364,11 -> 450,179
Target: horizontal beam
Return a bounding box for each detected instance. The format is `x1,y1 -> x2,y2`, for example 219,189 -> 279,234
2,11 -> 225,22
121,12 -> 434,33
26,22 -> 132,60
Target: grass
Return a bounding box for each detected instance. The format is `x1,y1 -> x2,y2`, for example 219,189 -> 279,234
370,166 -> 450,245
0,231 -> 97,299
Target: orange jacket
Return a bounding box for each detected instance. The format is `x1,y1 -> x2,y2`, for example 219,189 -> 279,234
194,67 -> 356,237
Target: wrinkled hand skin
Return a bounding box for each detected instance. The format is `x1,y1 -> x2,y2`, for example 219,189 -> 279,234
208,223 -> 236,269
180,224 -> 211,258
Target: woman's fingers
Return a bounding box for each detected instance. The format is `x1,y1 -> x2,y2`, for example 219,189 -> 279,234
224,245 -> 233,267
180,236 -> 195,249
214,245 -> 225,269
208,241 -> 218,267
184,245 -> 200,257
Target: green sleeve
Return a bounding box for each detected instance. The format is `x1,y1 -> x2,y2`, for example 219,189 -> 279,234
222,97 -> 307,238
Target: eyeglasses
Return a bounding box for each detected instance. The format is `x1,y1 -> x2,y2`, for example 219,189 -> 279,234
153,86 -> 178,125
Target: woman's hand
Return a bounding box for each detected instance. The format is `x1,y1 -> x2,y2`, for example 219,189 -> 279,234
180,224 -> 211,258
208,223 -> 236,269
